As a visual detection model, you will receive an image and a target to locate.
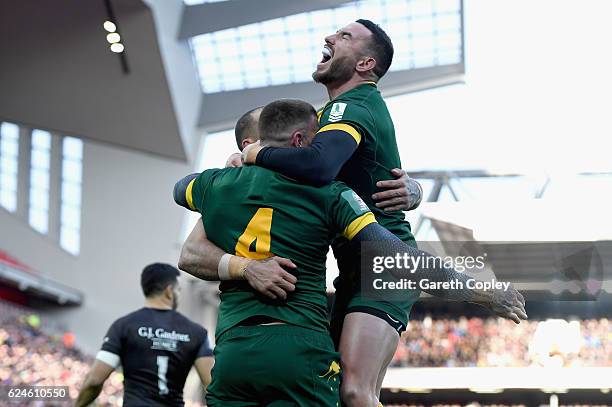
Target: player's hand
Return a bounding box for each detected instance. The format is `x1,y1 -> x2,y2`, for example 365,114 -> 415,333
241,141 -> 263,165
372,168 -> 422,212
225,152 -> 243,168
485,284 -> 528,324
244,256 -> 298,300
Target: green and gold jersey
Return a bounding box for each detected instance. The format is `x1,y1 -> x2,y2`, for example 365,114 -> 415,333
318,82 -> 415,244
187,166 -> 376,340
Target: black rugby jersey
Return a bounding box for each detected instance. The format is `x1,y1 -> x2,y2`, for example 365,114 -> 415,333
100,307 -> 213,407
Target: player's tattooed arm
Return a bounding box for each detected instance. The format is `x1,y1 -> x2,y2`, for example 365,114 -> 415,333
372,169 -> 423,212
179,220 -> 228,280
244,129 -> 359,186
351,223 -> 528,324
179,220 -> 298,299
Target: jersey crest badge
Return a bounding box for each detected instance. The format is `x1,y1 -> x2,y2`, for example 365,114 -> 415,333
328,103 -> 347,122
351,191 -> 369,212
341,190 -> 370,214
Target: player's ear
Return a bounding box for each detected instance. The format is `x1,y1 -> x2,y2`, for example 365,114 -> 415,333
290,131 -> 303,148
164,284 -> 174,300
241,138 -> 255,150
356,56 -> 376,74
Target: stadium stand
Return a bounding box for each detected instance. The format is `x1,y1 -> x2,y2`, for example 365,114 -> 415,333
392,317 -> 611,368
0,300 -> 123,405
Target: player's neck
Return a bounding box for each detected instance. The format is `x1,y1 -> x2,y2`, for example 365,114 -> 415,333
144,297 -> 173,310
326,76 -> 374,100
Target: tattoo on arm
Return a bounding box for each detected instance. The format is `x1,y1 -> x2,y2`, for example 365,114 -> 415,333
407,177 -> 423,210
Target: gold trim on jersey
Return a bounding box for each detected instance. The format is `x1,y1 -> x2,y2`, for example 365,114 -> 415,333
318,123 -> 361,145
186,179 -> 196,211
343,212 -> 377,240
317,109 -> 324,123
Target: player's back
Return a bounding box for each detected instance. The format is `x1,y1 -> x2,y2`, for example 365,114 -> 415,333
102,308 -> 211,407
192,165 -> 364,339
319,82 -> 411,241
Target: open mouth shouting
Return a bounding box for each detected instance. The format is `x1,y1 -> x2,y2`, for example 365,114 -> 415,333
318,45 -> 334,68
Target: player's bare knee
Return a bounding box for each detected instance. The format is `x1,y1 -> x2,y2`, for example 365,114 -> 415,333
340,375 -> 376,407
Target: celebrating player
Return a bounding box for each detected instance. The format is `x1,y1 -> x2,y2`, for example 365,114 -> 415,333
174,99 -> 527,406
75,263 -> 214,407
182,19 -> 423,406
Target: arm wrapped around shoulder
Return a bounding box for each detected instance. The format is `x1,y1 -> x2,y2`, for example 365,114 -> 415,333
255,129 -> 358,186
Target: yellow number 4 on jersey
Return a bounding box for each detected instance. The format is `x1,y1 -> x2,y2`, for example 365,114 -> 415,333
235,208 -> 273,259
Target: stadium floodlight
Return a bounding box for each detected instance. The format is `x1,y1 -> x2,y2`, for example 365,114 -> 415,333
103,20 -> 116,32
110,43 -> 125,53
106,33 -> 121,44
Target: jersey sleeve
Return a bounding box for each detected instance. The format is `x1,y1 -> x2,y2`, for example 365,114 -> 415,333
100,319 -> 122,355
176,168 -> 222,213
97,319 -> 123,368
328,183 -> 377,241
195,326 -> 214,358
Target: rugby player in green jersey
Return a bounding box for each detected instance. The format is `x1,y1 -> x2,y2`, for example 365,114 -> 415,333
182,20 -> 424,406
176,100 -> 366,405
174,100 -> 527,406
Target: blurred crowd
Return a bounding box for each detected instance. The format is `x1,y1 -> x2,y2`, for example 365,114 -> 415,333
392,317 -> 611,368
0,313 -> 123,406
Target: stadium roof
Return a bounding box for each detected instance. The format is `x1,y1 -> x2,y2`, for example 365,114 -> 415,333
417,198 -> 612,299
0,0 -> 190,160
189,0 -> 462,93
0,250 -> 83,305
187,0 -> 465,129
0,0 -> 465,159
